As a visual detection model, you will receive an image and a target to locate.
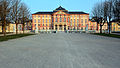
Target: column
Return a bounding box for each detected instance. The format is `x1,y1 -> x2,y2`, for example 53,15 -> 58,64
57,25 -> 59,31
54,24 -> 55,31
62,25 -> 64,31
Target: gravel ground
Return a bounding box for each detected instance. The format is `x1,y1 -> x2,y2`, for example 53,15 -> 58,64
0,33 -> 120,68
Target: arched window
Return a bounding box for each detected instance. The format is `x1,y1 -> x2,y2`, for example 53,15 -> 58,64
68,18 -> 69,22
60,17 -> 62,22
64,17 -> 66,22
56,17 -> 58,22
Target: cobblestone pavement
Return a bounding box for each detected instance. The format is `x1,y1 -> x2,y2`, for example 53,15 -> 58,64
0,33 -> 120,68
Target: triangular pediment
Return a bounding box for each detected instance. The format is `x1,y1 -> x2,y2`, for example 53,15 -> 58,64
54,10 -> 67,14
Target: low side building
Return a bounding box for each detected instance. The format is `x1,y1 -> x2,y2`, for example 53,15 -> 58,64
111,22 -> 120,32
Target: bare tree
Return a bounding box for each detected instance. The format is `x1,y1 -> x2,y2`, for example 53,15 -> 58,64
91,2 -> 105,33
11,0 -> 21,34
0,0 -> 14,36
19,3 -> 30,34
113,0 -> 120,23
105,0 -> 115,34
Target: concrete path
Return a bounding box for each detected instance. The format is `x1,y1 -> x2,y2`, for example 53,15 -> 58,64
0,33 -> 120,68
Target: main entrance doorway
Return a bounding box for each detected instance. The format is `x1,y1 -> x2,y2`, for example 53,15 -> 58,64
59,25 -> 62,30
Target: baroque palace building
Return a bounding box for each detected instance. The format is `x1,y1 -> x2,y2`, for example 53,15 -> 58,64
32,6 -> 94,32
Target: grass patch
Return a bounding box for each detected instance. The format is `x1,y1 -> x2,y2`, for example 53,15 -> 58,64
0,34 -> 35,42
93,33 -> 120,38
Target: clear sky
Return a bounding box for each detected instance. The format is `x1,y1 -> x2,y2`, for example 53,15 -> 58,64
22,0 -> 103,15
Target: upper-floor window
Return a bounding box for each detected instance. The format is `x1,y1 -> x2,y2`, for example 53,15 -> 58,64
77,19 -> 79,23
34,16 -> 36,18
46,19 -> 47,23
43,16 -> 44,18
60,17 -> 62,22
46,15 -> 47,17
81,19 -> 83,23
49,19 -> 51,23
64,15 -> 66,17
56,15 -> 57,17
38,19 -> 40,23
38,24 -> 40,26
71,19 -> 72,23
56,17 -> 58,22
74,19 -> 75,23
64,17 -> 66,22
38,15 -> 40,18
34,19 -> 36,23
43,19 -> 44,23
85,19 -> 87,23
68,18 -> 70,22
52,18 -> 53,22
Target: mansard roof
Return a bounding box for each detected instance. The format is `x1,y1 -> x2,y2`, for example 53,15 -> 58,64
33,12 -> 53,14
33,6 -> 89,15
69,12 -> 89,14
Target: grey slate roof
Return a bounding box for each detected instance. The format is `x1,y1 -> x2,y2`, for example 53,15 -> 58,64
33,6 -> 89,15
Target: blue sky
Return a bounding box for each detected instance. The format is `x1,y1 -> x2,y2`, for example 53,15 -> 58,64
22,0 -> 103,15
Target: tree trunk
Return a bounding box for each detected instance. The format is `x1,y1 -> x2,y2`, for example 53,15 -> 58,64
23,23 -> 25,34
100,25 -> 102,34
108,23 -> 111,34
3,21 -> 6,37
16,23 -> 18,34
2,23 -> 4,34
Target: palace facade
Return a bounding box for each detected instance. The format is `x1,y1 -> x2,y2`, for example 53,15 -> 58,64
32,6 -> 92,32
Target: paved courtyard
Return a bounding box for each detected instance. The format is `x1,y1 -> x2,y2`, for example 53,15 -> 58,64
0,33 -> 120,68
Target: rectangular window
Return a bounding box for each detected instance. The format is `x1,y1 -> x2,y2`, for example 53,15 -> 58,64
71,19 -> 72,23
38,24 -> 40,26
60,17 -> 62,22
81,19 -> 83,23
52,18 -> 53,22
38,19 -> 40,23
68,18 -> 69,22
49,19 -> 51,23
43,19 -> 44,23
74,19 -> 75,23
77,19 -> 79,23
34,19 -> 36,23
46,19 -> 47,23
64,17 -> 66,22
85,19 -> 87,23
38,15 -> 40,18
56,17 -> 57,22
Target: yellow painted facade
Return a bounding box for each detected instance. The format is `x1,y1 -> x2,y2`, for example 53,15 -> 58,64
111,22 -> 120,32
